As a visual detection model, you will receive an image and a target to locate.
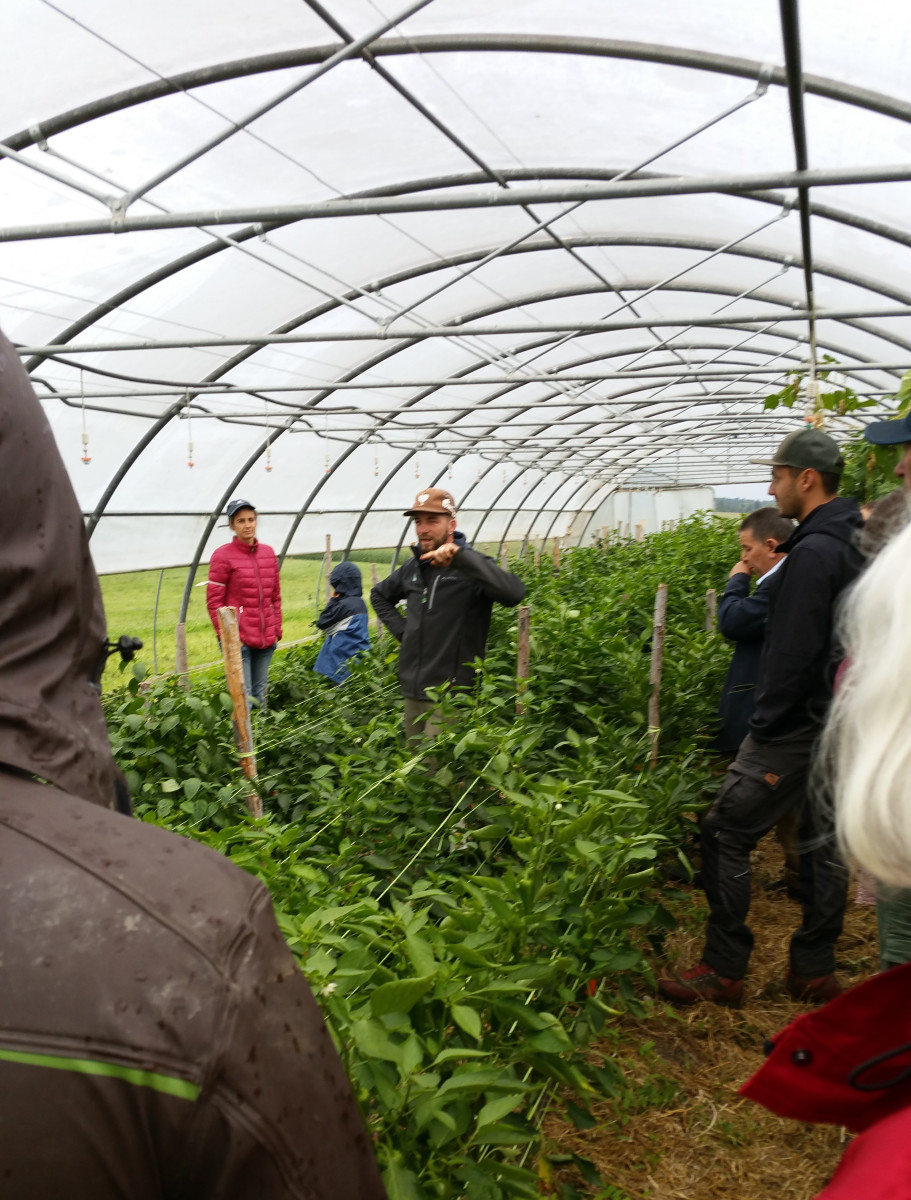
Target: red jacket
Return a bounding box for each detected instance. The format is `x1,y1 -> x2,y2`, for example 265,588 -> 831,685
742,963 -> 911,1197
206,537 -> 282,648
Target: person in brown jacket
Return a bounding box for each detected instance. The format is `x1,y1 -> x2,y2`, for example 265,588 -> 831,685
0,329 -> 387,1200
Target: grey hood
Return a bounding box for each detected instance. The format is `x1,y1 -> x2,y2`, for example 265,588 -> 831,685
0,330 -> 123,809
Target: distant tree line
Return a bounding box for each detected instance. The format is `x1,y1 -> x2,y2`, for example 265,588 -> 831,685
714,497 -> 765,513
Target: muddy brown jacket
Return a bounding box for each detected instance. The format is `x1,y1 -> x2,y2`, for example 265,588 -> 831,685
0,331 -> 386,1200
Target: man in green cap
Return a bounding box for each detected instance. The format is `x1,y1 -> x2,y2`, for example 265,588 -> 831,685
659,427 -> 864,1008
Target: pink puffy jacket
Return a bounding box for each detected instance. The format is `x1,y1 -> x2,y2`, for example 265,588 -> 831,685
206,538 -> 282,649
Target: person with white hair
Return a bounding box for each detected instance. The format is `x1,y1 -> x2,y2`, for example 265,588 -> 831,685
741,492 -> 911,1198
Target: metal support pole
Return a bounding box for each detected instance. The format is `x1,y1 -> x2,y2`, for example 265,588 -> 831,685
7,163 -> 911,243
152,567 -> 165,676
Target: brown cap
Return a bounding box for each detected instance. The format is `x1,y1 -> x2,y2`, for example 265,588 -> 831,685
403,487 -> 457,517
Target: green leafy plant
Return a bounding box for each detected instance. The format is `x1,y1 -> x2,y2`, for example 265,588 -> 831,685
102,514 -> 740,1198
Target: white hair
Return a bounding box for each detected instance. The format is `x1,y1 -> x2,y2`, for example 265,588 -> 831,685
821,492 -> 911,884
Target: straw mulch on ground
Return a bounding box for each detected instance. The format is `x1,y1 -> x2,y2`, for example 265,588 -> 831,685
542,836 -> 878,1200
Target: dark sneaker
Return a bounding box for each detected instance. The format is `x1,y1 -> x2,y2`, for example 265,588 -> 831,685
785,972 -> 843,1005
658,962 -> 744,1008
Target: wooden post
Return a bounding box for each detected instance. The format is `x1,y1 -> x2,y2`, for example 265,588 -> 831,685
370,562 -> 383,638
175,621 -> 189,691
552,536 -> 561,573
516,605 -> 531,715
635,521 -> 646,542
705,587 -> 717,633
648,584 -> 668,768
324,534 -> 332,601
499,542 -> 508,570
217,606 -> 262,817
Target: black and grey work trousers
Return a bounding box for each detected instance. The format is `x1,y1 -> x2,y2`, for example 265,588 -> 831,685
700,729 -> 848,981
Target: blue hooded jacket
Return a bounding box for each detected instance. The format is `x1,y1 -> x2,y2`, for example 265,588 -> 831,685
313,562 -> 370,684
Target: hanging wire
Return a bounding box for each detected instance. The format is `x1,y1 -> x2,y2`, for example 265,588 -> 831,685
79,369 -> 91,465
185,391 -> 194,468
263,394 -> 273,471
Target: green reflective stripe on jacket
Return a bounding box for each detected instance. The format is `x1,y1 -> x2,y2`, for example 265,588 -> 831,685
0,1047 -> 200,1100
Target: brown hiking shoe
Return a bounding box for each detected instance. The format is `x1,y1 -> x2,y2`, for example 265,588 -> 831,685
785,972 -> 843,1005
658,962 -> 744,1008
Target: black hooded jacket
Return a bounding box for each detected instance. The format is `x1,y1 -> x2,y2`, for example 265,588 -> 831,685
370,532 -> 525,700
749,496 -> 864,741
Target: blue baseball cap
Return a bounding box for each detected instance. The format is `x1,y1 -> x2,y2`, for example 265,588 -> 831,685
864,414 -> 911,445
226,498 -> 256,520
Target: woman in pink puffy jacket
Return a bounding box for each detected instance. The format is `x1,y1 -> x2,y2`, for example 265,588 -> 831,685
206,499 -> 282,708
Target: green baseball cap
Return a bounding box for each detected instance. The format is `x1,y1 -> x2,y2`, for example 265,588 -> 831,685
749,428 -> 845,473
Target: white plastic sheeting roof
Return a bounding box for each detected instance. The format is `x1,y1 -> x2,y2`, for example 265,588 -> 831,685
3,0 -> 911,581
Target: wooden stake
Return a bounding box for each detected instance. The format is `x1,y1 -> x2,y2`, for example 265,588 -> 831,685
370,562 -> 383,638
705,587 -> 717,633
553,536 -> 561,573
635,521 -> 646,542
499,542 -> 508,570
516,605 -> 531,715
648,584 -> 668,768
175,621 -> 189,691
324,534 -> 332,601
217,606 -> 262,817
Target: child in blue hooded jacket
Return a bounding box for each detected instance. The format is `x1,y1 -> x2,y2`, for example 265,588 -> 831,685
313,562 -> 371,684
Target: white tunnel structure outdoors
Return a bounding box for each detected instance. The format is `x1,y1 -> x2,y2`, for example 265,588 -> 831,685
3,0 -> 911,601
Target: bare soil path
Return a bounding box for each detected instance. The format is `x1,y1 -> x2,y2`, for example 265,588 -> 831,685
542,838 -> 878,1200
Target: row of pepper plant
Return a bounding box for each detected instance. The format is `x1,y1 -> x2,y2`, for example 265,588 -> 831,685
103,513 -> 738,1200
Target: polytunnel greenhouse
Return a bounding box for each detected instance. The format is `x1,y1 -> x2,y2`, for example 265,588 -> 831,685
3,2 -> 911,1198
5,0 -> 911,583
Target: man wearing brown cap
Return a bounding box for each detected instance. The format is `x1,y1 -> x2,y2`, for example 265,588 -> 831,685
371,488 -> 525,742
659,428 -> 863,1009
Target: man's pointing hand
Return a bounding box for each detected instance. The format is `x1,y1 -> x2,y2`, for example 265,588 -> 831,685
420,542 -> 460,568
